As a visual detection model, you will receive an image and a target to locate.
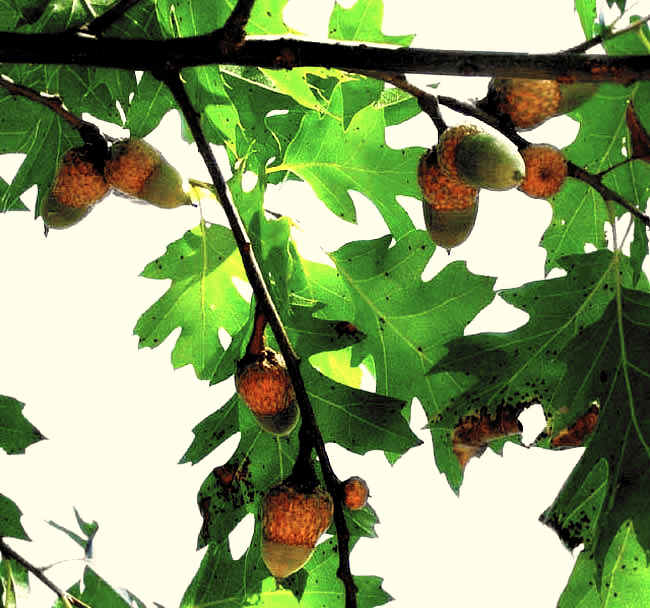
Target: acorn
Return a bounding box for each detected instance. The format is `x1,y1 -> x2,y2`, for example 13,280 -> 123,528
486,78 -> 600,130
104,138 -> 191,208
437,124 -> 525,191
42,144 -> 109,229
342,476 -> 369,511
235,348 -> 299,436
418,148 -> 479,249
518,144 -> 568,199
261,481 -> 333,579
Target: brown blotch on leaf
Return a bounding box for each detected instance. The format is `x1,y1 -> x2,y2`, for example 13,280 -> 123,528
551,403 -> 599,448
452,404 -> 522,470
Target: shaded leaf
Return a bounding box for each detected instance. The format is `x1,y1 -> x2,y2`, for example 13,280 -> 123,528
0,495 -> 29,541
626,100 -> 650,162
0,395 -> 45,454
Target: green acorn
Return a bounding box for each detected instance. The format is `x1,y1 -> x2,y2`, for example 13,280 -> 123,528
104,138 -> 191,208
418,148 -> 480,250
437,125 -> 525,191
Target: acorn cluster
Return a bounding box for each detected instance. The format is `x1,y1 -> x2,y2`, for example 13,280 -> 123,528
418,79 -> 597,249
42,137 -> 191,230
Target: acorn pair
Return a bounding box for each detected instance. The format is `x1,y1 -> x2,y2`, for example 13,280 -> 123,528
43,138 -> 191,229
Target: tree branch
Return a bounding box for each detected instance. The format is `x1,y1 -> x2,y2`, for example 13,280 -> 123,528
0,539 -> 91,608
0,32 -> 649,81
155,66 -> 357,608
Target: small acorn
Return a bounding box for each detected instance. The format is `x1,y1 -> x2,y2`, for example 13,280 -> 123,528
342,476 -> 369,511
261,481 -> 333,579
486,78 -> 600,130
437,124 -> 525,191
104,138 -> 191,208
518,144 -> 568,199
42,144 -> 109,229
418,148 -> 479,249
235,348 -> 299,436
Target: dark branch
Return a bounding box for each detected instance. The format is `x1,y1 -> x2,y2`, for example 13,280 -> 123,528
0,32 -> 649,81
156,66 -> 358,608
0,539 -> 91,608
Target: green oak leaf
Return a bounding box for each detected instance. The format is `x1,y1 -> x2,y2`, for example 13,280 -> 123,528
557,549 -> 600,608
541,286 -> 650,577
126,70 -> 177,137
0,395 -> 45,454
273,83 -> 422,240
0,557 -> 29,608
329,230 -> 496,417
134,221 -> 250,380
0,495 -> 29,541
328,0 -> 415,47
574,0 -> 598,40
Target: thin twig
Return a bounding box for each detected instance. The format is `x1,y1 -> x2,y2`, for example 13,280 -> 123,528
351,69 -> 447,134
0,539 -> 91,608
80,0 -> 145,36
156,65 -> 358,608
568,162 -> 650,228
0,74 -> 104,147
564,14 -> 650,54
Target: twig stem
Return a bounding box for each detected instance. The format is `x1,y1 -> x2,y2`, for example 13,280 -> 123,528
157,66 -> 357,608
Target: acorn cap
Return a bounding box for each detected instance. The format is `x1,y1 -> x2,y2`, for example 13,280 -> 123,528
105,138 -> 159,197
236,349 -> 296,416
518,144 -> 568,199
50,145 -> 109,209
453,132 -> 525,191
487,78 -> 562,130
436,124 -> 481,183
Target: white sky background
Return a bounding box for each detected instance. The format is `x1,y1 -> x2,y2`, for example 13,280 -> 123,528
1,0 -> 649,606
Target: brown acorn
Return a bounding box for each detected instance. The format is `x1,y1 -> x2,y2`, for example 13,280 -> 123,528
235,348 -> 299,436
418,148 -> 479,249
104,138 -> 191,208
342,476 -> 369,511
487,78 -> 600,130
437,125 -> 525,191
518,144 -> 568,199
261,481 -> 333,579
42,144 -> 109,229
